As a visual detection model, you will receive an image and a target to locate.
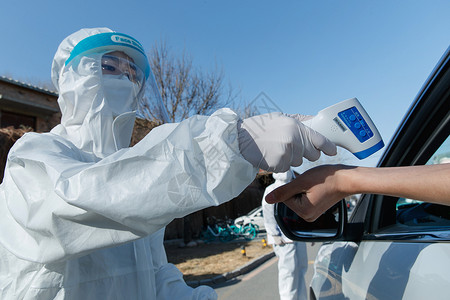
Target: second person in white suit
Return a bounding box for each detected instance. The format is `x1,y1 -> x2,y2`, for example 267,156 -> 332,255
262,170 -> 308,300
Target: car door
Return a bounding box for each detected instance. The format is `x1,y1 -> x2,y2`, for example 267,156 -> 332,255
273,46 -> 450,300
309,46 -> 450,300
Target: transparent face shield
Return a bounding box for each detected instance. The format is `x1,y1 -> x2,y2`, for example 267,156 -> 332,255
102,51 -> 170,123
65,50 -> 170,123
100,52 -> 145,102
137,67 -> 171,124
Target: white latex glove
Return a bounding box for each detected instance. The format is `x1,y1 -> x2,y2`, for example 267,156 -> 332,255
272,235 -> 285,245
238,112 -> 337,172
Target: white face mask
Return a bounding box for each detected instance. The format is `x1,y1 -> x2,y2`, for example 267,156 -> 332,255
102,74 -> 140,117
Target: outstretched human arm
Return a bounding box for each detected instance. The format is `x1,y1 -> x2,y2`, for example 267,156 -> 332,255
265,164 -> 450,222
0,109 -> 257,263
0,108 -> 336,264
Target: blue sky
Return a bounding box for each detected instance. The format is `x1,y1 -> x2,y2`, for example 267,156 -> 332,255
1,1 -> 449,168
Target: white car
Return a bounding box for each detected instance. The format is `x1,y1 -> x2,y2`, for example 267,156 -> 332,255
276,46 -> 450,300
234,206 -> 265,232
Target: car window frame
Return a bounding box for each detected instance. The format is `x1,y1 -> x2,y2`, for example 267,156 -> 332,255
359,46 -> 450,242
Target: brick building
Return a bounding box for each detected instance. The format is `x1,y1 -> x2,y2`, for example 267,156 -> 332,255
0,77 -> 61,182
0,76 -> 60,132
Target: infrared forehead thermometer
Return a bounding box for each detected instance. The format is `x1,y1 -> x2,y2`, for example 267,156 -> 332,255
303,97 -> 384,159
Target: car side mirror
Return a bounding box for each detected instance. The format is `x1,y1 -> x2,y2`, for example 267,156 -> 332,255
274,200 -> 346,241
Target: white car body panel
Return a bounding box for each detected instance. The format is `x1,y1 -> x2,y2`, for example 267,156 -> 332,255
312,241 -> 450,299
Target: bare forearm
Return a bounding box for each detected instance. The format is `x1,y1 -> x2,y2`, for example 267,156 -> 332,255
266,163 -> 450,222
342,164 -> 450,205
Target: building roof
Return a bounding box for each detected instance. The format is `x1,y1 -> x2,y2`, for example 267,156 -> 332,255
0,76 -> 58,96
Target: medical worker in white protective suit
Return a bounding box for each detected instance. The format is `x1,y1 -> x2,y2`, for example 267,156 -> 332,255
262,170 -> 308,300
0,28 -> 336,299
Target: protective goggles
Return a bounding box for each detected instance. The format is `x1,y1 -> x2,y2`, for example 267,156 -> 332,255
101,54 -> 145,88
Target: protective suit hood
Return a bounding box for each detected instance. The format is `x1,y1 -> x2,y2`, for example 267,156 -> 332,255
50,27 -> 147,157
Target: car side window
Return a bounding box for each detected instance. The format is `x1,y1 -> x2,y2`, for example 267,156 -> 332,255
395,135 -> 450,227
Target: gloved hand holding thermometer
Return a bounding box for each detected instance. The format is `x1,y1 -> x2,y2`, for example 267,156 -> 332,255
238,97 -> 383,173
238,112 -> 338,172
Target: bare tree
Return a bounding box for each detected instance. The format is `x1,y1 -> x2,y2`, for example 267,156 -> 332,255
230,99 -> 260,119
144,41 -> 238,123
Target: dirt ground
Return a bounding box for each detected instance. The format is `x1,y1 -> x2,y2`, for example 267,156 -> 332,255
165,239 -> 274,282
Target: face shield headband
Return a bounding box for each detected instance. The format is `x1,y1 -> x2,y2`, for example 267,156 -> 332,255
64,32 -> 170,123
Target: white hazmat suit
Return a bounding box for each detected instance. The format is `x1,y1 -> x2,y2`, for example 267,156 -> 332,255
262,170 -> 308,300
0,28 -> 335,299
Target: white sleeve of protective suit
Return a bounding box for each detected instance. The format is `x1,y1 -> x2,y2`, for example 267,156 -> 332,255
0,108 -> 258,264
